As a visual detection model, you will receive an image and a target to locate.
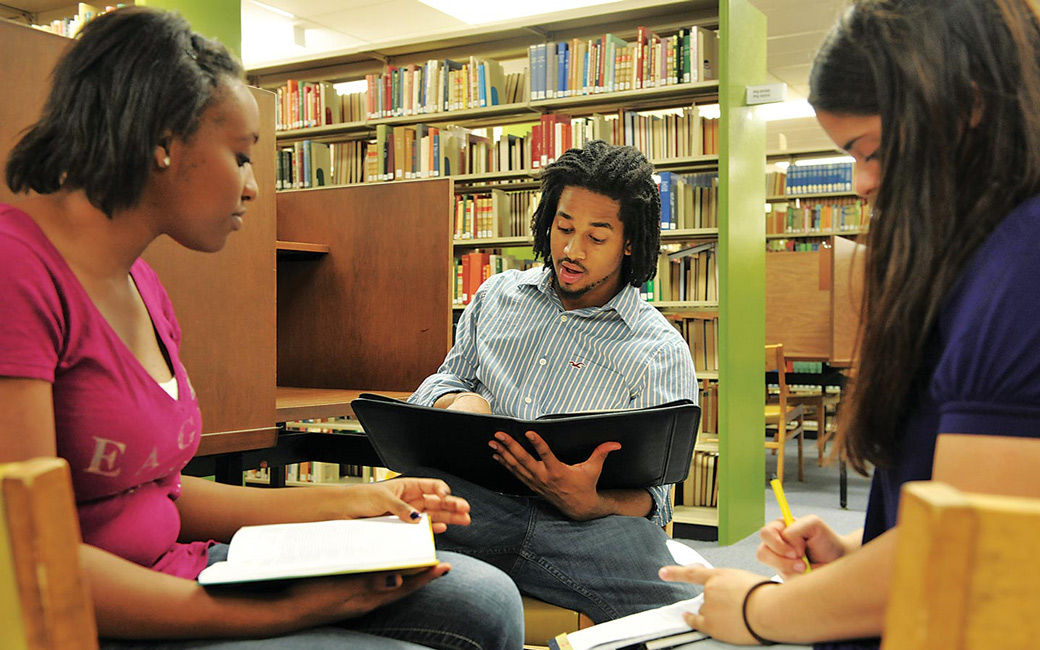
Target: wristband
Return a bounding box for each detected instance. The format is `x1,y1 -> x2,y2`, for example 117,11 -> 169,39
741,580 -> 781,646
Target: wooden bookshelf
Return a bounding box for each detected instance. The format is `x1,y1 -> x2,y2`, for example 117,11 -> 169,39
766,229 -> 867,239
258,0 -> 764,541
766,235 -> 865,365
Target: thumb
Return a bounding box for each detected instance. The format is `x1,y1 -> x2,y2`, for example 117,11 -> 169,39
586,441 -> 621,470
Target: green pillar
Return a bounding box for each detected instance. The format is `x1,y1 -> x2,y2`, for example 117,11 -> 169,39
141,0 -> 241,59
717,0 -> 767,545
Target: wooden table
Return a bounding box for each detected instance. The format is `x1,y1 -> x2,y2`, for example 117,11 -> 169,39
185,387 -> 411,484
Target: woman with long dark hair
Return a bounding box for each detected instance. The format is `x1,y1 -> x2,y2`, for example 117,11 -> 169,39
660,0 -> 1040,646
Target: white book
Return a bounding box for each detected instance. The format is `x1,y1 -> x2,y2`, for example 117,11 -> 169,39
197,515 -> 437,586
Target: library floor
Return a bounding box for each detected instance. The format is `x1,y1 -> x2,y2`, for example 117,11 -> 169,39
675,440 -> 872,572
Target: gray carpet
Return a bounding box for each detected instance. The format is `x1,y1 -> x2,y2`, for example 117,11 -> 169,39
674,440 -> 873,572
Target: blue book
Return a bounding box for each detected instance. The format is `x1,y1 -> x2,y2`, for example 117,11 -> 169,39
478,63 -> 487,108
658,171 -> 673,230
557,42 -> 569,96
432,130 -> 440,177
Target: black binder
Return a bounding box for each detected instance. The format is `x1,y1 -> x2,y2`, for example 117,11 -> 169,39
351,393 -> 701,496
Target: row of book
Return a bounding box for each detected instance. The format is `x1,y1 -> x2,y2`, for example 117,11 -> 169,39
699,382 -> 719,436
244,462 -> 369,485
618,108 -> 718,160
677,449 -> 720,508
453,252 -> 538,306
658,171 -> 719,231
363,58 -> 525,119
274,111 -> 720,190
30,1 -> 111,37
767,162 -> 856,196
453,189 -> 540,241
766,238 -> 831,252
668,316 -> 720,373
276,140 -> 332,190
643,243 -> 718,304
527,26 -> 719,101
766,196 -> 870,235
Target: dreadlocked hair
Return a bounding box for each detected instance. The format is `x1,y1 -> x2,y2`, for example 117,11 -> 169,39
530,140 -> 661,286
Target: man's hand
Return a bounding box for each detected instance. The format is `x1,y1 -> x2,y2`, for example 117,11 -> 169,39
434,391 -> 491,413
489,430 -> 620,520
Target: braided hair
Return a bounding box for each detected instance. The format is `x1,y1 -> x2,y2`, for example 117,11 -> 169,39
531,140 -> 661,287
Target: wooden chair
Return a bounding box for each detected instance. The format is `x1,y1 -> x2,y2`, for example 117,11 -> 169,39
882,434 -> 1040,649
0,457 -> 97,650
883,481 -> 1040,650
764,344 -> 805,485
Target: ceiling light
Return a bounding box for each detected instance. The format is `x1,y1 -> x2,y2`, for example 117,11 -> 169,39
250,0 -> 296,20
755,100 -> 815,122
417,0 -> 617,25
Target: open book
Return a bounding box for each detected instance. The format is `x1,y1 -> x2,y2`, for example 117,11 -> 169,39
197,515 -> 437,586
549,542 -> 714,650
351,393 -> 701,495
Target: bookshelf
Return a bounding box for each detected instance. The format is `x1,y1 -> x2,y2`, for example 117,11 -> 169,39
249,0 -> 767,544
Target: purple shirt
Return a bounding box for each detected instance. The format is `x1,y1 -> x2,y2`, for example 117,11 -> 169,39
819,193 -> 1040,650
0,205 -> 210,579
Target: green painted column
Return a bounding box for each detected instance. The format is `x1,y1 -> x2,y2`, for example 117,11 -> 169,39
141,0 -> 241,59
717,0 -> 767,545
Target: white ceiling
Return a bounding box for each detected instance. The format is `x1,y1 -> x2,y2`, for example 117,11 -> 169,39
240,0 -> 848,151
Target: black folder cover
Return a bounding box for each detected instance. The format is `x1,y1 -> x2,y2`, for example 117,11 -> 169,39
351,393 -> 701,496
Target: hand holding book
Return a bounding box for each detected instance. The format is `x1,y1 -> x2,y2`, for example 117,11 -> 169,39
489,429 -> 624,520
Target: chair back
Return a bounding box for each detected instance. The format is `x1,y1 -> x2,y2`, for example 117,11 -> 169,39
882,481 -> 1040,650
0,457 -> 97,650
765,343 -> 790,407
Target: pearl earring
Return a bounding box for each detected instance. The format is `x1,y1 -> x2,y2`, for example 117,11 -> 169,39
161,155 -> 171,168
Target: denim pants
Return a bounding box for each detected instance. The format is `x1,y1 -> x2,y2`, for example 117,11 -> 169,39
414,468 -> 700,623
100,548 -> 523,650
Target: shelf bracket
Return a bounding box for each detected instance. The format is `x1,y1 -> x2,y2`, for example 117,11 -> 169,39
0,2 -> 34,23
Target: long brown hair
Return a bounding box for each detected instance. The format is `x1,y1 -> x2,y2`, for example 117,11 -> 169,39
810,0 -> 1040,473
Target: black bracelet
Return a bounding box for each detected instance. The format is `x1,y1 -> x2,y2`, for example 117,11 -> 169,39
742,580 -> 781,646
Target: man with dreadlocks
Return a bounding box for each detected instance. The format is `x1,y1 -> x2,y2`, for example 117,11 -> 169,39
408,140 -> 700,621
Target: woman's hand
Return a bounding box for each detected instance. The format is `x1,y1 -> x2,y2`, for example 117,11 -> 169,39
274,563 -> 451,632
756,515 -> 851,579
659,564 -> 778,645
342,478 -> 471,533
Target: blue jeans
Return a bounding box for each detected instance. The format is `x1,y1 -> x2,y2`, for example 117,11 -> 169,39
100,548 -> 523,650
413,468 -> 700,623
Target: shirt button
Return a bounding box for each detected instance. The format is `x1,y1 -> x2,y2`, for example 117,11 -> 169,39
560,315 -> 568,322
539,358 -> 547,366
524,397 -> 532,404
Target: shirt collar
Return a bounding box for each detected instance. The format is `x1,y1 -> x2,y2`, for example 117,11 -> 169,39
523,266 -> 642,332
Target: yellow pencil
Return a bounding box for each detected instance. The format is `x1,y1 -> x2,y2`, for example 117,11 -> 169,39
770,478 -> 812,573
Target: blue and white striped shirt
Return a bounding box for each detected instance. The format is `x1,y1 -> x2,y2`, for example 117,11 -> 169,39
410,266 -> 698,525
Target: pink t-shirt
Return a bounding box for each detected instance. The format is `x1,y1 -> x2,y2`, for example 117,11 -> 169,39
0,204 -> 210,579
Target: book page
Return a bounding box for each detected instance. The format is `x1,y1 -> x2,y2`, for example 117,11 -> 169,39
557,596 -> 704,650
198,515 -> 436,585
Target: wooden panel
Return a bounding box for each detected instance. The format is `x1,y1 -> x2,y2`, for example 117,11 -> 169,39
143,86 -> 278,441
275,387 -> 411,422
1,458 -> 97,650
884,482 -> 1040,650
831,235 -> 864,366
0,22 -> 69,205
765,248 -> 832,360
276,180 -> 454,392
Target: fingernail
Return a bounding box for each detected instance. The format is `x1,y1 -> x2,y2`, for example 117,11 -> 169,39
442,567 -> 451,575
785,551 -> 798,559
494,432 -> 505,441
386,574 -> 400,588
526,432 -> 534,439
793,562 -> 805,573
488,441 -> 498,450
410,511 -> 421,520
